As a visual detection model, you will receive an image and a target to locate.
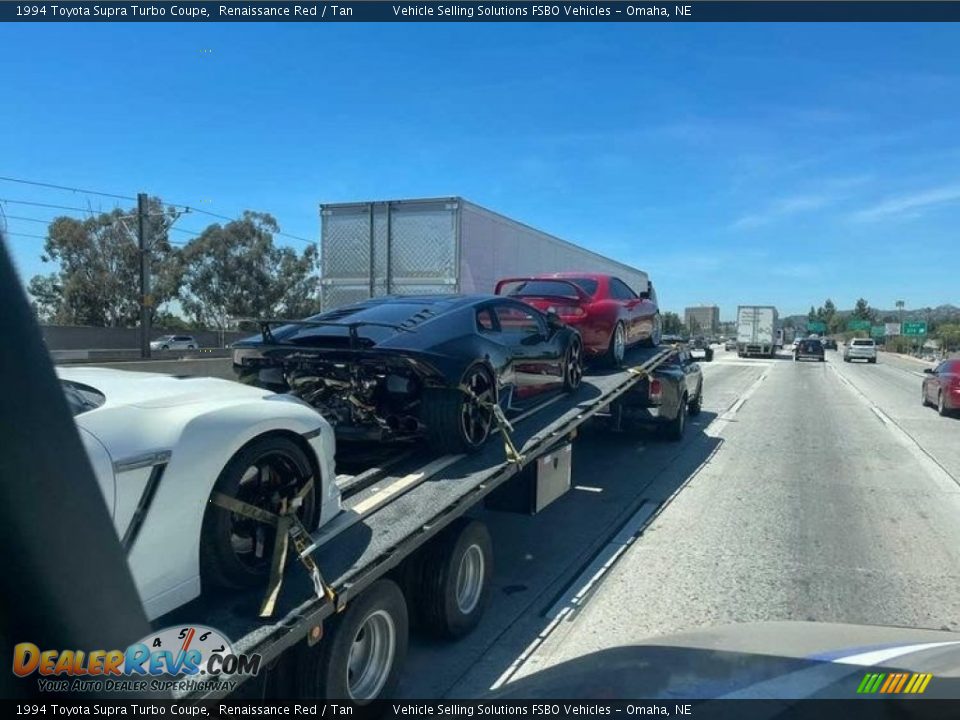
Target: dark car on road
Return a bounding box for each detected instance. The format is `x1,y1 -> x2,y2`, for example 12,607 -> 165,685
795,338 -> 825,362
608,345 -> 704,441
922,358 -> 960,417
822,338 -> 838,350
232,294 -> 584,454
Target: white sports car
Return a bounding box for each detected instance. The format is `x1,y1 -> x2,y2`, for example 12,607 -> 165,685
58,367 -> 341,621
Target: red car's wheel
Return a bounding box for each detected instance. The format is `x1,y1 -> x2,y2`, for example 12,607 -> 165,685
605,321 -> 626,369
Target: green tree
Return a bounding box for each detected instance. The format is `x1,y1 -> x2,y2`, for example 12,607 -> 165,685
808,306 -> 817,322
852,298 -> 875,322
661,311 -> 684,335
27,198 -> 182,326
935,323 -> 960,351
180,211 -> 318,329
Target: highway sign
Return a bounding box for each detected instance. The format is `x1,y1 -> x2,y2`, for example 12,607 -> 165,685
885,322 -> 901,336
807,321 -> 826,333
848,319 -> 872,331
902,321 -> 927,336
871,325 -> 885,338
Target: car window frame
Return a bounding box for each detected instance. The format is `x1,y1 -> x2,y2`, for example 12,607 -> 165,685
609,277 -> 639,301
490,300 -> 546,338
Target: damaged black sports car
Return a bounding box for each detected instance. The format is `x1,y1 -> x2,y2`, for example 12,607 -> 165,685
231,294 -> 584,454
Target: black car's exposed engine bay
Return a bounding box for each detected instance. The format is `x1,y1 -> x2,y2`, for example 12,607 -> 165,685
238,352 -> 429,442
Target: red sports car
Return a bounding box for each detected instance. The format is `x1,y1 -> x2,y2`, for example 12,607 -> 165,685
494,273 -> 662,367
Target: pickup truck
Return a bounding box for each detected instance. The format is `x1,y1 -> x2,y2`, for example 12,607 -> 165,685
608,344 -> 705,441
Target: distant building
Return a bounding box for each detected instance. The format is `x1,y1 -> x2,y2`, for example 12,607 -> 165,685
685,306 -> 720,335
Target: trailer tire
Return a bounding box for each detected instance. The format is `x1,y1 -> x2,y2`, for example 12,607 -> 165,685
299,579 -> 408,703
410,519 -> 493,640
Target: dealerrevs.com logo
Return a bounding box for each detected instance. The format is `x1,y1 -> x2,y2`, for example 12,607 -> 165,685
13,625 -> 262,694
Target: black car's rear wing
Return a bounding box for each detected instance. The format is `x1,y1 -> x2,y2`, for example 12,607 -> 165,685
240,318 -> 414,349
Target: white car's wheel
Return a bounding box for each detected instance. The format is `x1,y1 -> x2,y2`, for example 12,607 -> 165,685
200,435 -> 317,589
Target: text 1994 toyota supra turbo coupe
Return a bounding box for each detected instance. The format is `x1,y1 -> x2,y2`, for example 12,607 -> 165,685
495,273 -> 661,368
231,294 -> 584,455
60,367 -> 342,620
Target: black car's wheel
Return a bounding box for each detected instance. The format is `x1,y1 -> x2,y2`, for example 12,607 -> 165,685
605,321 -> 627,368
422,365 -> 496,455
200,435 -> 317,590
688,382 -> 702,416
161,345 -> 169,350
661,394 -> 687,442
563,336 -> 583,393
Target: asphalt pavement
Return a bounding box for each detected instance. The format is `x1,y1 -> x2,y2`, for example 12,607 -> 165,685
394,346 -> 960,698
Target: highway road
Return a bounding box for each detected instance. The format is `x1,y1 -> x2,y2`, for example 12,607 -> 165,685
394,346 -> 960,697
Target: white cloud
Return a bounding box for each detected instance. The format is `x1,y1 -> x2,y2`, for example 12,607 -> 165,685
851,184 -> 960,222
730,193 -> 830,230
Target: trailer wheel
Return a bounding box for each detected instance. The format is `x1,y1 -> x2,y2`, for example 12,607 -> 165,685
410,519 -> 493,640
299,579 -> 408,703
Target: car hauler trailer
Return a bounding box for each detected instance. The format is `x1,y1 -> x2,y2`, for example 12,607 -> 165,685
320,197 -> 652,310
171,344 -> 679,703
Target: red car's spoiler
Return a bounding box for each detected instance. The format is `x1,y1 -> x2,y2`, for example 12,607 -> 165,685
494,277 -> 590,301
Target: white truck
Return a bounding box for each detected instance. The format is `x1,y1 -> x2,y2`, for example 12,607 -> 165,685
319,197 -> 652,308
737,305 -> 779,358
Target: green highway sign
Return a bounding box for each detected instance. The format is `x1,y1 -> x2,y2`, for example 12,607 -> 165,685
848,319 -> 872,331
807,321 -> 827,333
871,325 -> 885,338
902,321 -> 927,336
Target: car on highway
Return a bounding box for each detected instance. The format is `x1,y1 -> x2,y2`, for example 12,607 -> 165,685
609,344 -> 704,441
150,334 -> 198,350
922,358 -> 960,417
794,338 -> 825,362
843,338 -> 877,363
232,294 -> 584,454
58,366 -> 342,621
494,273 -> 661,368
822,338 -> 838,350
724,338 -> 737,351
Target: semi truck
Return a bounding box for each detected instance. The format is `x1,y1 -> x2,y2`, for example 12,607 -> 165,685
319,197 -> 652,308
736,305 -> 779,358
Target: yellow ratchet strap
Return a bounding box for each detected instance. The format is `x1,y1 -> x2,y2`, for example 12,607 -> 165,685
460,384 -> 524,465
210,477 -> 337,618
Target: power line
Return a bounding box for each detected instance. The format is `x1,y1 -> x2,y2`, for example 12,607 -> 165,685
4,214 -> 56,225
5,231 -> 47,241
0,198 -> 118,214
0,175 -> 136,202
171,204 -> 315,245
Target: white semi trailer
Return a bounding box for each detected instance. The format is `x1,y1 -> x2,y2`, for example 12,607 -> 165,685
319,197 -> 651,309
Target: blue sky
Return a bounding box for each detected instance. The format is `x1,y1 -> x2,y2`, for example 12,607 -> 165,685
1,22 -> 958,319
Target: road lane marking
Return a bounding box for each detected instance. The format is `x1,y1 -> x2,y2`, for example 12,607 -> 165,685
828,363 -> 960,494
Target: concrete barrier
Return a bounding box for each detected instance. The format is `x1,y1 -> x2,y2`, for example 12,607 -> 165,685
60,357 -> 236,380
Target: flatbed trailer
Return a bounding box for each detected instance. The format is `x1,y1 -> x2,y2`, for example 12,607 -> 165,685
168,344 -> 678,702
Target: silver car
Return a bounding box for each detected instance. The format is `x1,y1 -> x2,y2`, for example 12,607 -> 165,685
149,334 -> 198,351
843,338 -> 877,363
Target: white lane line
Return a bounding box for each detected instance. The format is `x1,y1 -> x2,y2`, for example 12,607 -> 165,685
573,485 -> 603,493
491,500 -> 662,691
708,365 -> 772,435
828,363 -> 960,494
544,500 -> 660,620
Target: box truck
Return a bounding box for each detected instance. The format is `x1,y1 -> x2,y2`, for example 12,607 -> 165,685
319,197 -> 651,310
737,305 -> 779,358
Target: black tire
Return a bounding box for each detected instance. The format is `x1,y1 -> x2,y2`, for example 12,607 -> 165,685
297,579 -> 408,703
563,336 -> 584,393
408,519 -> 493,640
604,321 -> 627,369
869,358 -> 877,364
938,393 -> 950,417
200,435 -> 317,590
922,387 -> 930,407
688,383 -> 702,416
641,313 -> 662,348
422,365 -> 495,455
161,345 -> 169,350
188,344 -> 197,350
661,394 -> 687,442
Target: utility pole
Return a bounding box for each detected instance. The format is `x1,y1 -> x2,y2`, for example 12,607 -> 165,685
138,193 -> 151,359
